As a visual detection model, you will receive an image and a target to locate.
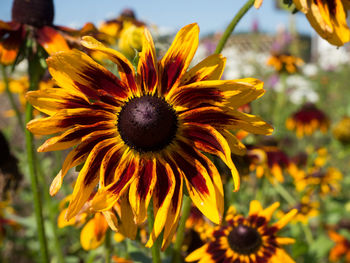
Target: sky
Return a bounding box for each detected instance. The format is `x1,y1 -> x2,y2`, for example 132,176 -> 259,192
0,0 -> 314,37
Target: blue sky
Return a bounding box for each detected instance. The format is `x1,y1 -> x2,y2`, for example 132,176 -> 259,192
0,0 -> 313,36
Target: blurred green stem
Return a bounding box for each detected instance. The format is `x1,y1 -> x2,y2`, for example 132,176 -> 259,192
171,195 -> 192,263
274,181 -> 296,206
301,222 -> 314,245
105,228 -> 112,263
273,73 -> 288,136
147,203 -> 162,263
25,58 -> 49,263
215,0 -> 255,54
1,65 -> 24,130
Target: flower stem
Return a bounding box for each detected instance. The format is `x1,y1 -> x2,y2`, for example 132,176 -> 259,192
105,228 -> 112,263
215,0 -> 255,54
171,195 -> 192,263
1,65 -> 24,130
25,58 -> 49,263
274,181 -> 297,206
147,204 -> 162,263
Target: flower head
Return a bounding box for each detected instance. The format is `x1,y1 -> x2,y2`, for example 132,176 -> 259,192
286,103 -> 329,137
267,53 -> 304,74
26,23 -> 272,249
0,0 -> 70,65
186,200 -> 297,263
333,116 -> 350,145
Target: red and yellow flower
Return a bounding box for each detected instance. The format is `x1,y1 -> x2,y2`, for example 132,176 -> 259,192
26,23 -> 272,249
286,103 -> 329,137
186,201 -> 297,263
248,146 -> 297,184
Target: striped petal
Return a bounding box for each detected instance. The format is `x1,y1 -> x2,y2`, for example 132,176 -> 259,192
158,23 -> 199,95
137,28 -> 158,94
37,26 -> 70,55
145,160 -> 175,248
81,36 -> 138,93
47,49 -> 130,102
160,156 -> 183,249
66,138 -> 118,220
171,143 -> 221,224
128,158 -> 157,224
27,108 -> 116,135
49,129 -> 116,196
180,54 -> 226,86
91,153 -> 139,211
116,192 -> 138,240
37,121 -> 115,152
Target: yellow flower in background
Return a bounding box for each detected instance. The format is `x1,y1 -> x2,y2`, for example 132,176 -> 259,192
0,201 -> 20,245
333,116 -> 350,145
293,166 -> 343,196
267,53 -> 304,74
26,23 -> 272,250
328,229 -> 350,262
293,0 -> 350,46
186,201 -> 297,263
291,196 -> 319,224
118,22 -> 145,59
248,146 -> 297,184
286,103 -> 329,138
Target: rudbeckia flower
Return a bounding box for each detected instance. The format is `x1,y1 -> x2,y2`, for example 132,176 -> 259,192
267,53 -> 304,74
248,146 -> 297,184
0,0 -> 70,65
293,166 -> 343,196
286,103 -> 329,138
328,229 -> 350,262
293,0 -> 350,46
26,23 -> 272,249
279,196 -> 319,224
186,201 -> 297,263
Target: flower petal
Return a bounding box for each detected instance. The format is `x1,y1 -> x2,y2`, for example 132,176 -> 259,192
171,144 -> 221,224
37,26 -> 70,55
128,158 -> 157,224
0,28 -> 22,65
137,28 -> 158,94
81,36 -> 138,93
47,49 -> 130,102
91,153 -> 138,211
145,160 -> 175,248
27,108 -> 116,135
66,138 -> 118,220
38,121 -> 115,152
273,208 -> 298,230
80,213 -> 108,250
49,129 -> 116,196
180,54 -> 226,86
158,23 -> 199,95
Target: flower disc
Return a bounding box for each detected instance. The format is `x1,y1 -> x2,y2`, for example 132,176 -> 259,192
118,95 -> 178,153
228,224 -> 262,255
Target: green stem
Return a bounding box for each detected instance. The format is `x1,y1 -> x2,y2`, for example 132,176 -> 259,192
215,0 -> 255,54
104,228 -> 112,263
301,222 -> 314,244
274,181 -> 297,206
1,65 -> 24,130
171,195 -> 192,263
25,60 -> 49,263
147,204 -> 162,263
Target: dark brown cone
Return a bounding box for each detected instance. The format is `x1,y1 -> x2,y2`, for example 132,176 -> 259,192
12,0 -> 54,27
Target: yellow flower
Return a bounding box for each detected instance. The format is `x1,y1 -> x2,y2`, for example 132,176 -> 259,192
293,0 -> 350,46
118,22 -> 145,59
267,53 -> 304,74
286,103 -> 329,138
26,23 -> 272,249
333,116 -> 350,145
186,200 -> 297,263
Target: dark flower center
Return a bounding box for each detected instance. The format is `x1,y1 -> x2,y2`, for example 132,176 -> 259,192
228,224 -> 262,255
12,0 -> 54,28
118,95 -> 178,153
